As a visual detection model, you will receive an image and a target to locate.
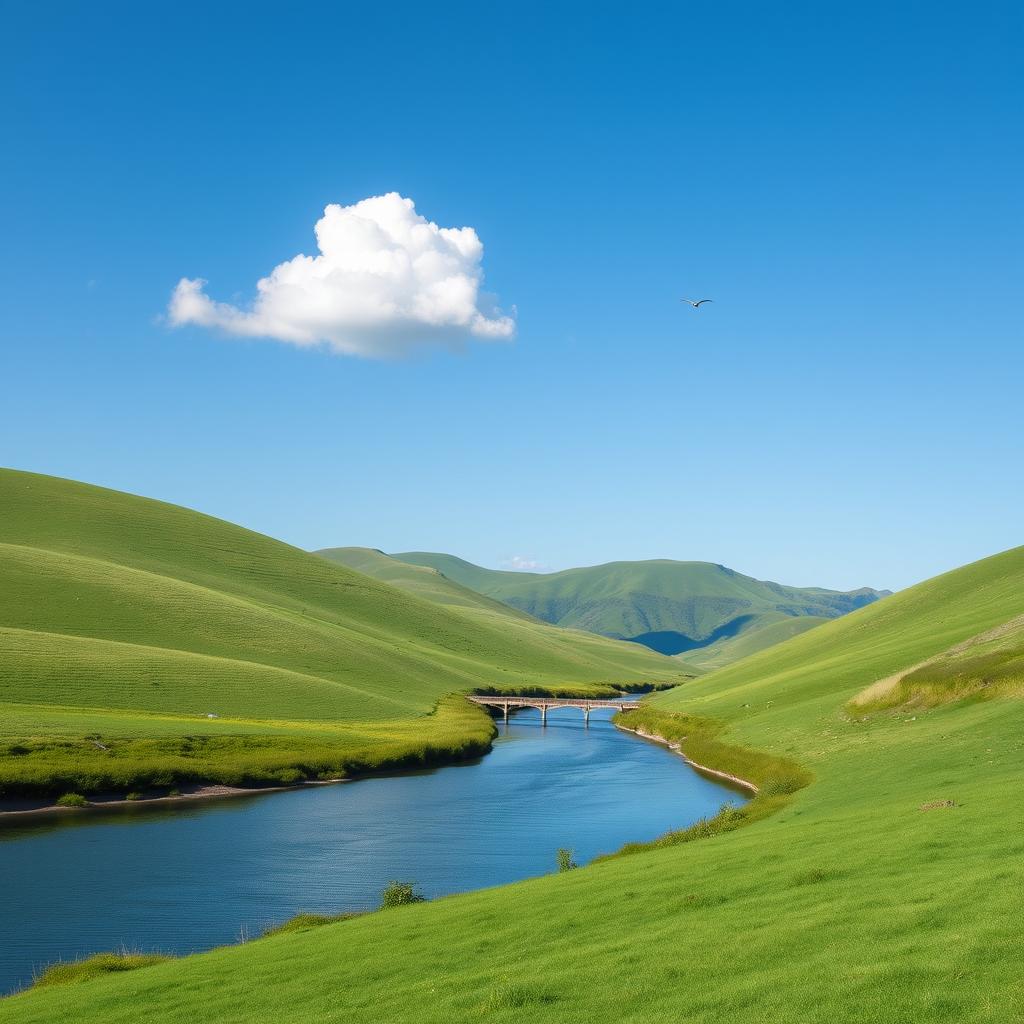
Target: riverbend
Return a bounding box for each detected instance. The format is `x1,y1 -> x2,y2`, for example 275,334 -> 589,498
0,704 -> 747,995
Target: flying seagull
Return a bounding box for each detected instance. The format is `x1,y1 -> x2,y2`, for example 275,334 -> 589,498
681,298 -> 713,308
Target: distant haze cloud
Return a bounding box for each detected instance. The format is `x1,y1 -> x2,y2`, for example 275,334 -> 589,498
501,555 -> 547,572
167,193 -> 515,358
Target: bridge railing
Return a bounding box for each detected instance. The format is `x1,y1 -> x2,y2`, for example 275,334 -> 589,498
466,694 -> 640,721
467,696 -> 638,706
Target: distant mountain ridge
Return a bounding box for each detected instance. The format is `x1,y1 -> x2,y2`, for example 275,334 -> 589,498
354,552 -> 890,666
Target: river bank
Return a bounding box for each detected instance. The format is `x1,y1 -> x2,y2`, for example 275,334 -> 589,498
614,723 -> 759,793
0,778 -> 350,822
0,695 -> 499,825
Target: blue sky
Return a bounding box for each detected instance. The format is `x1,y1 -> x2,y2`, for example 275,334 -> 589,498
2,2 -> 1021,591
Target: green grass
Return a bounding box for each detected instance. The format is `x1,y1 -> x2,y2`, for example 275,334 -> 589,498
30,954 -> 170,989
6,544 -> 1023,1022
0,470 -> 687,796
317,547 -> 540,619
0,696 -> 496,797
851,613 -> 1024,711
389,550 -> 886,663
260,913 -> 362,938
682,613 -> 829,670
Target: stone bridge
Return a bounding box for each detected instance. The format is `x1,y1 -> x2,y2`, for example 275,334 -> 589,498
467,694 -> 639,724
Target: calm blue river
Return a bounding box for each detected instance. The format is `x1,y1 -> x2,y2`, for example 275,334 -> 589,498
0,706 -> 743,994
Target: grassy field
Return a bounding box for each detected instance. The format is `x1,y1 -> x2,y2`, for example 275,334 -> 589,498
0,696 -> 497,797
0,470 -> 687,797
388,550 -> 887,662
4,544 -> 1022,1022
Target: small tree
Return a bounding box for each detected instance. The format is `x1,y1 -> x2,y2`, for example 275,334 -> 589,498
556,848 -> 578,873
380,880 -> 426,909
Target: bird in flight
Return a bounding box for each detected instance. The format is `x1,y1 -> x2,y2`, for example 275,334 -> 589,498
681,298 -> 713,308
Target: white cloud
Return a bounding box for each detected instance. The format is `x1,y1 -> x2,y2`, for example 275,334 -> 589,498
501,555 -> 547,572
167,193 -> 515,358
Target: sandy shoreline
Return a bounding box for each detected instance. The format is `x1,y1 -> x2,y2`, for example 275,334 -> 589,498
615,723 -> 759,794
0,778 -> 348,823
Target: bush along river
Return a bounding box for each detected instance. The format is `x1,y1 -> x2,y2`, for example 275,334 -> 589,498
0,704 -> 748,994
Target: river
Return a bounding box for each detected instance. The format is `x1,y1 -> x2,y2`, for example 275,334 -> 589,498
0,705 -> 745,994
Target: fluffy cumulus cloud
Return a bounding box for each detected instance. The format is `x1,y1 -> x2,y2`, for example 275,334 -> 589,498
168,193 -> 515,358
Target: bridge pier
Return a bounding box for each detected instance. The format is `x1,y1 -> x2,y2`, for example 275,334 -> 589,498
584,704 -> 590,726
540,705 -> 548,725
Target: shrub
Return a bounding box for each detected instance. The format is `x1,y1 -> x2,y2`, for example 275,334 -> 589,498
380,880 -> 426,909
556,848 -> 578,873
261,912 -> 360,938
32,952 -> 169,989
56,793 -> 89,808
125,792 -> 143,801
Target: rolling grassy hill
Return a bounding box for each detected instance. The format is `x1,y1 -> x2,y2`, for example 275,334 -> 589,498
0,470 -> 688,797
381,551 -> 888,663
316,547 -> 538,618
12,544 -> 1022,1022
680,613 -> 829,671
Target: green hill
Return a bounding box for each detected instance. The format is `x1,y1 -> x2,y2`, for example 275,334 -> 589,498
0,470 -> 688,797
316,547 -> 538,619
681,613 -> 830,671
12,545 -> 1022,1023
389,552 -> 888,663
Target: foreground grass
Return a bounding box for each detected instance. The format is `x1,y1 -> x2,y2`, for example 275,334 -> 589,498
4,546 -> 1023,1022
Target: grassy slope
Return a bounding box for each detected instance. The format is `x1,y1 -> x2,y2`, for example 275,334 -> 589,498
392,551 -> 886,663
0,470 -> 686,794
8,545 -> 1023,1022
851,613 -> 1024,710
315,547 -> 541,618
681,613 -> 829,671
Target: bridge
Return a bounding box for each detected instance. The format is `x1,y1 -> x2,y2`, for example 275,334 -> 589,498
467,694 -> 639,724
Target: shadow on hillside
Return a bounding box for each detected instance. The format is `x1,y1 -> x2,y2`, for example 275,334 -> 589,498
624,615 -> 760,655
